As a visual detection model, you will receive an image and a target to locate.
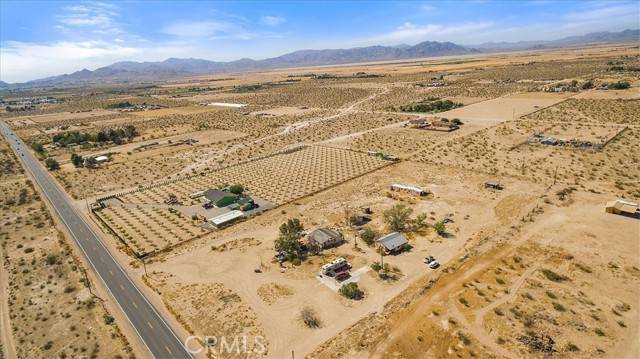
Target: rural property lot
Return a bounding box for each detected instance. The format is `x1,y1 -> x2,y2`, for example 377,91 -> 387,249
433,92 -> 575,125
117,145 -> 393,206
2,43 -> 639,359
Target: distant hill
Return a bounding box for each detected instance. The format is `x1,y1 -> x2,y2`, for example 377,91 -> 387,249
3,29 -> 637,89
3,41 -> 474,89
473,29 -> 639,50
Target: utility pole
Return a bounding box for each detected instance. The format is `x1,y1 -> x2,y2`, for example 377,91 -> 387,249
552,165 -> 559,186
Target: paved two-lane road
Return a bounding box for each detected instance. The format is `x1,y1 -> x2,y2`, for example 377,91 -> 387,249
0,120 -> 192,359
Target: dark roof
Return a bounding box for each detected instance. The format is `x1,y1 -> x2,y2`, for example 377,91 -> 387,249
377,232 -> 408,251
203,189 -> 230,203
308,228 -> 342,246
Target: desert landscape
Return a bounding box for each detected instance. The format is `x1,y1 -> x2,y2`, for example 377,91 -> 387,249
1,14 -> 639,359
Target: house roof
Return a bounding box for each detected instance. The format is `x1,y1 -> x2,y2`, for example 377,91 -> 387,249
377,232 -> 408,251
391,183 -> 428,193
606,199 -> 639,214
208,210 -> 244,226
308,228 -> 342,245
204,189 -> 232,203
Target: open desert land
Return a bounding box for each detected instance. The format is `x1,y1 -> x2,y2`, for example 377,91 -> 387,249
0,140 -> 132,358
2,43 -> 639,359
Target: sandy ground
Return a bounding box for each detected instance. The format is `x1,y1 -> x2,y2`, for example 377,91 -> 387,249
433,92 -> 576,126
0,244 -> 18,359
355,190 -> 640,359
143,161 -> 549,358
573,89 -> 640,100
4,43 -> 639,359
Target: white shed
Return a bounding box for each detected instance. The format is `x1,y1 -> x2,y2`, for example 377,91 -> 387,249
208,210 -> 245,228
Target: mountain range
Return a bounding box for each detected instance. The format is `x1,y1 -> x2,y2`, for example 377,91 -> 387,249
1,29 -> 637,89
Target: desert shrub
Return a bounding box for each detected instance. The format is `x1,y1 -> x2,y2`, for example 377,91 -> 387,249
552,302 -> 566,312
339,282 -> 363,300
45,254 -> 58,265
45,158 -> 60,171
541,269 -> 568,282
300,307 -> 321,328
433,221 -> 446,236
575,263 -> 592,273
566,342 -> 580,352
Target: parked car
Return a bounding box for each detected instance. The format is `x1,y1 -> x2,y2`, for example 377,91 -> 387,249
429,260 -> 440,269
274,252 -> 287,263
335,271 -> 351,281
424,256 -> 435,264
202,201 -> 214,209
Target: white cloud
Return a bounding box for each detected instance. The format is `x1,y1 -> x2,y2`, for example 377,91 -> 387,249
0,40 -> 142,82
367,21 -> 495,45
161,20 -> 255,40
56,1 -> 123,35
260,15 -> 286,26
420,4 -> 436,12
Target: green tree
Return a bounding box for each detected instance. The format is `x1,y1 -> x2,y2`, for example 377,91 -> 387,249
412,213 -> 428,229
383,204 -> 413,231
30,142 -> 44,155
70,153 -> 84,168
84,157 -> 97,168
339,282 -> 364,300
228,184 -> 244,195
275,218 -> 304,260
581,80 -> 594,90
433,221 -> 446,236
44,158 -> 59,171
360,228 -> 377,246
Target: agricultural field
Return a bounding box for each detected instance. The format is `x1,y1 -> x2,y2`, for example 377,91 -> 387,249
2,43 -> 639,359
118,145 -> 393,206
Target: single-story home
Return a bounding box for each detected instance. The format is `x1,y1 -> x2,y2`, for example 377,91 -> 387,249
377,232 -> 408,254
307,228 -> 343,250
208,210 -> 245,228
390,183 -> 430,197
605,199 -> 639,217
204,189 -> 239,208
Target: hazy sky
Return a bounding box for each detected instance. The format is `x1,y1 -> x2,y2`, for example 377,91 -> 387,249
1,0 -> 638,83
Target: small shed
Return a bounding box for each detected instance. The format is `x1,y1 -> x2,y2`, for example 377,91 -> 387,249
94,155 -> 109,163
308,228 -> 343,250
605,199 -> 639,217
208,210 -> 245,228
377,232 -> 408,254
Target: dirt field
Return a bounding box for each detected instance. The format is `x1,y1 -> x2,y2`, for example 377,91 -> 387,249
3,43 -> 639,359
144,160 -> 551,358
309,190 -> 639,359
0,139 -> 132,359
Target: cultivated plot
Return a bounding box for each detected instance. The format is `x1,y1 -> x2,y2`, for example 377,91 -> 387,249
118,145 -> 392,206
